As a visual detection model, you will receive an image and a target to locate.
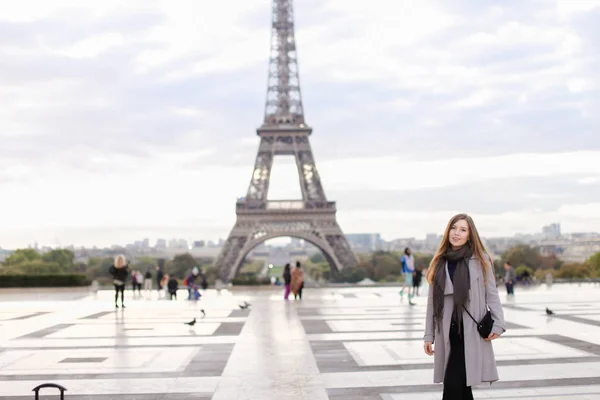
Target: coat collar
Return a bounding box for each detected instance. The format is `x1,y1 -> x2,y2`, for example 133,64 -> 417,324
444,258 -> 482,295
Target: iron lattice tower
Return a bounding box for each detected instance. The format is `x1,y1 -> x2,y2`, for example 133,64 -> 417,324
214,0 -> 358,283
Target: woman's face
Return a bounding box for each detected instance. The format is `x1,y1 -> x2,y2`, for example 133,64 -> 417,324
449,219 -> 470,248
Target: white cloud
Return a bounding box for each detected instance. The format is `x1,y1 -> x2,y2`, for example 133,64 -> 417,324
578,176 -> 600,185
1,149 -> 599,247
556,0 -> 600,21
60,33 -> 127,58
319,151 -> 600,192
1,0 -> 135,22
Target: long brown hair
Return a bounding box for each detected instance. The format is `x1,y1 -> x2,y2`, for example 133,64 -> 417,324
425,213 -> 492,284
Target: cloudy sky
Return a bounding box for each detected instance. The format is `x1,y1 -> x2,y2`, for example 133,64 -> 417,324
1,0 -> 599,248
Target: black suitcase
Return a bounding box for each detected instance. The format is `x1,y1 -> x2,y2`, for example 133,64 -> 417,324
32,383 -> 67,399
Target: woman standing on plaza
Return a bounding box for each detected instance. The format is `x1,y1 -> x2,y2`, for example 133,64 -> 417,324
109,255 -> 129,308
423,213 -> 506,399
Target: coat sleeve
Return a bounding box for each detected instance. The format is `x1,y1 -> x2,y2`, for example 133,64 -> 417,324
424,281 -> 435,343
485,259 -> 506,335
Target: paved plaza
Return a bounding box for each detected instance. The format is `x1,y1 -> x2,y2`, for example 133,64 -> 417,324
2,283 -> 600,399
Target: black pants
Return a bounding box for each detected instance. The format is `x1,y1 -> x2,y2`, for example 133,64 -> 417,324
114,285 -> 125,305
443,319 -> 473,400
294,283 -> 304,300
505,282 -> 514,295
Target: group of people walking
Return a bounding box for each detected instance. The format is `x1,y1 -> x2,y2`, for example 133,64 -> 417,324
108,257 -> 208,307
282,261 -> 304,300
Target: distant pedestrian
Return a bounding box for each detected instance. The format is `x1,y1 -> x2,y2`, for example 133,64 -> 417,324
199,268 -> 208,290
186,267 -> 200,300
545,272 -> 553,287
291,261 -> 304,300
167,276 -> 179,300
156,266 -> 164,298
109,255 -> 129,308
504,262 -> 515,296
283,263 -> 292,300
399,248 -> 416,304
135,271 -> 143,295
161,274 -> 169,299
413,266 -> 423,296
144,269 -> 153,293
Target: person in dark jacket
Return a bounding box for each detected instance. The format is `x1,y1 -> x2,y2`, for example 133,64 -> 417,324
109,255 -> 129,308
413,266 -> 423,296
186,267 -> 200,300
199,268 -> 208,290
156,266 -> 164,298
167,276 -> 179,300
283,264 -> 292,300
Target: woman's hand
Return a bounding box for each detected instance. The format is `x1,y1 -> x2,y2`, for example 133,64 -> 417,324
484,332 -> 500,341
424,341 -> 434,355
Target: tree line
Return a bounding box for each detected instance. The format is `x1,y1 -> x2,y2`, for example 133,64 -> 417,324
1,245 -> 599,286
0,249 -> 220,286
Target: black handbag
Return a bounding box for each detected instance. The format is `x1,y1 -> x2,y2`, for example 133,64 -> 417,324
463,306 -> 494,338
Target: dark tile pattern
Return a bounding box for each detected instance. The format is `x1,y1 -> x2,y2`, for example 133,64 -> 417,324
79,311 -> 114,320
184,343 -> 234,376
302,320 -> 333,334
0,343 -> 235,381
548,314 -> 600,327
505,321 -> 530,329
9,312 -> 50,320
227,309 -> 250,318
59,357 -> 107,363
542,334 -> 600,355
309,333 -> 600,373
18,324 -> 75,339
326,377 -> 600,399
213,322 -> 245,336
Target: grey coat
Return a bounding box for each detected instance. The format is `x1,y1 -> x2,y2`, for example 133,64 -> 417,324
424,257 -> 506,387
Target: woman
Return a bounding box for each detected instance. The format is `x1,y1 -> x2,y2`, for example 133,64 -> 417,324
283,264 -> 292,300
423,213 -> 505,399
290,261 -> 304,300
109,255 -> 129,308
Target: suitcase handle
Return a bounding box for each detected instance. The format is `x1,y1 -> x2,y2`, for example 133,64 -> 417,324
32,383 -> 67,400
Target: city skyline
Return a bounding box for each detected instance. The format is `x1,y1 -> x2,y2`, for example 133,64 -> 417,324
1,0 -> 599,249
3,221 -> 593,251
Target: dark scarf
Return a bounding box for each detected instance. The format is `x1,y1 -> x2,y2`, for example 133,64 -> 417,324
432,243 -> 473,334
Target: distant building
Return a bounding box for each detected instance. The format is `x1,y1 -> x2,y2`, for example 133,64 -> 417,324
168,239 -> 188,249
290,238 -> 304,248
346,233 -> 383,252
542,223 -> 561,239
0,248 -> 13,263
425,233 -> 442,251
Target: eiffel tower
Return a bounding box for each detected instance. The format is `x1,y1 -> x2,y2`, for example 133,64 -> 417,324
214,0 -> 358,283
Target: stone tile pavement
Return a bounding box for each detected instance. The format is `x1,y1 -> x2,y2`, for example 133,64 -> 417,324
1,283 -> 600,399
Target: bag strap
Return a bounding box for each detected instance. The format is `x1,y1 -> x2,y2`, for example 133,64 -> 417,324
462,305 -> 478,324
